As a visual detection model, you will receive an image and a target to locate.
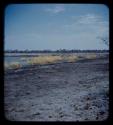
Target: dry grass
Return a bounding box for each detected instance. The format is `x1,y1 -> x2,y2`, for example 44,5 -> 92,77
27,55 -> 80,65
4,55 -> 79,70
5,54 -> 97,69
65,55 -> 79,62
85,54 -> 97,59
27,55 -> 62,65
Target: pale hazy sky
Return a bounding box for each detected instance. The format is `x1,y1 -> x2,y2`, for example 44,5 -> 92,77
5,4 -> 109,50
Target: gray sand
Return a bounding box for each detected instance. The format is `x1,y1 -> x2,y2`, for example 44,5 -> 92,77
4,56 -> 109,121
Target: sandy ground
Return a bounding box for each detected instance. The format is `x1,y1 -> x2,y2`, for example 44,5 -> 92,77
4,56 -> 109,121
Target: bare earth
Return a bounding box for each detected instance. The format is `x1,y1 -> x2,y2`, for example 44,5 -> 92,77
4,56 -> 109,121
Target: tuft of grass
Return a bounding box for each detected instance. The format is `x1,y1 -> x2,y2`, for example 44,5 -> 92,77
27,55 -> 62,65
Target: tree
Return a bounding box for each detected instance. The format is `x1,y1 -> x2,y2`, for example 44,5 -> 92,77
97,36 -> 109,46
100,37 -> 109,46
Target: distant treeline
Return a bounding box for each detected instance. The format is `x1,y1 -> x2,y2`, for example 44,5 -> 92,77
5,49 -> 109,53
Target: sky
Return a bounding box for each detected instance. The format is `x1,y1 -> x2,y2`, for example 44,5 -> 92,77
5,4 -> 109,50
